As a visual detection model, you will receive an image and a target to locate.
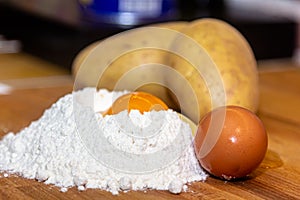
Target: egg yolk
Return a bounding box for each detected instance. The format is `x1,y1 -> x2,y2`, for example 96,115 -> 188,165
104,91 -> 168,115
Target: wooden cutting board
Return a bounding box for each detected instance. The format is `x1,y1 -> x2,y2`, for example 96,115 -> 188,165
0,63 -> 300,199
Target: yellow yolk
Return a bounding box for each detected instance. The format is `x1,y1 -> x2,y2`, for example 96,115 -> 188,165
104,92 -> 168,116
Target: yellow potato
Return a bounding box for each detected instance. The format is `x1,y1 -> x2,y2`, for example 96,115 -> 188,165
72,41 -> 100,79
72,21 -> 188,109
165,18 -> 259,123
148,21 -> 188,31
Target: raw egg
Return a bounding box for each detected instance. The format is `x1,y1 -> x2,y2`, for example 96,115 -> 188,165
104,91 -> 168,115
194,106 -> 268,180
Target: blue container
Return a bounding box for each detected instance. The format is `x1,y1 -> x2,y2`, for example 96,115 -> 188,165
79,0 -> 178,26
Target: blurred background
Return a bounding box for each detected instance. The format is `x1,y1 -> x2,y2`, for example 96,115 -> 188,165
0,0 -> 299,69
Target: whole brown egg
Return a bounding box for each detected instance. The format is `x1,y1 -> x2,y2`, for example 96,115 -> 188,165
194,106 -> 268,180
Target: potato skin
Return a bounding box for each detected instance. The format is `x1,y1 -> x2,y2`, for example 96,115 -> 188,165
72,41 -> 100,78
72,21 -> 188,77
72,19 -> 259,122
72,21 -> 188,109
166,18 -> 259,123
148,21 -> 188,31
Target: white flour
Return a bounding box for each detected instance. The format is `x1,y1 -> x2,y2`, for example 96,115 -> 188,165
0,87 -> 207,195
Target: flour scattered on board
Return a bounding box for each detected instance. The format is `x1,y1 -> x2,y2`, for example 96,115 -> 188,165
0,88 -> 207,195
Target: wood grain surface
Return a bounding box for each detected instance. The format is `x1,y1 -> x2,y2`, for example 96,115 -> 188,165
0,53 -> 69,80
0,55 -> 300,199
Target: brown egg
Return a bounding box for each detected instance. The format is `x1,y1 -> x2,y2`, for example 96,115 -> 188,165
194,106 -> 268,180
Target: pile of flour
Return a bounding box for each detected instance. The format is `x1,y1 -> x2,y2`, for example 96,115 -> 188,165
0,88 -> 207,195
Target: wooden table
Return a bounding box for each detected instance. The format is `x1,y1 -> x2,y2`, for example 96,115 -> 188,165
0,54 -> 300,199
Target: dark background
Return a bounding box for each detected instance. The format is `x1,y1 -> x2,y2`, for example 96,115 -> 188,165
0,0 -> 297,69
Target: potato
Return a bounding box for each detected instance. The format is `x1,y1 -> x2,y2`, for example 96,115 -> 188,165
148,21 -> 188,31
72,21 -> 188,109
165,18 -> 259,123
72,41 -> 100,79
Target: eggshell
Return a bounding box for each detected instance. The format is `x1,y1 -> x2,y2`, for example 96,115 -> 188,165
194,106 -> 268,180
